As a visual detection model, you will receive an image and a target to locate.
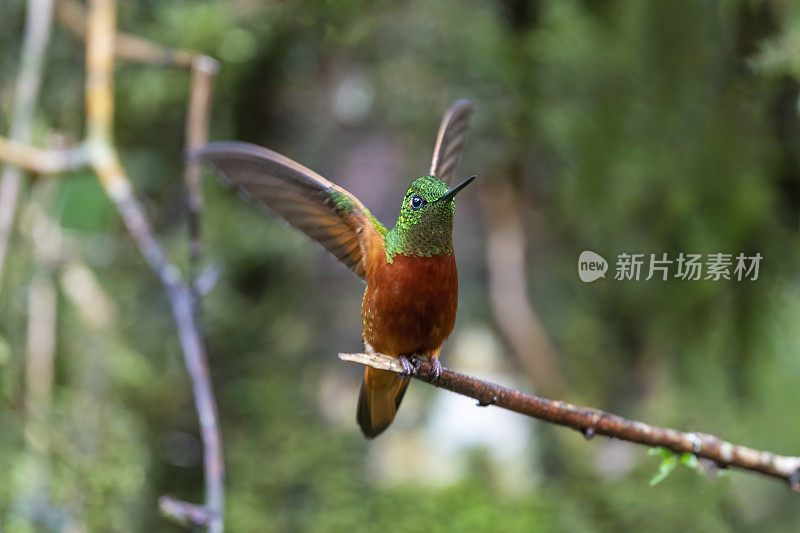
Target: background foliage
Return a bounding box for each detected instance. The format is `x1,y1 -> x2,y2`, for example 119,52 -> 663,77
2,0 -> 800,531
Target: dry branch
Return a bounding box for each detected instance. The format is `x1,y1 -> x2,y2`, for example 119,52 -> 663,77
339,351 -> 800,492
1,1 -> 226,527
0,137 -> 89,175
184,55 -> 220,282
159,495 -> 215,527
0,0 -> 54,284
56,0 -> 195,68
1,0 -> 224,529
83,1 -> 224,530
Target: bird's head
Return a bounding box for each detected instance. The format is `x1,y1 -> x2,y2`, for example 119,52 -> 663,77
387,175 -> 476,259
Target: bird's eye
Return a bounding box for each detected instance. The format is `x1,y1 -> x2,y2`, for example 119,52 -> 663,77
409,195 -> 424,210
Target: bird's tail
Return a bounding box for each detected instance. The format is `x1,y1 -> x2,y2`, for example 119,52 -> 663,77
356,366 -> 410,438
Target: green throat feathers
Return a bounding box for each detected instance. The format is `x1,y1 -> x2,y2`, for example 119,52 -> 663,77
384,175 -> 455,263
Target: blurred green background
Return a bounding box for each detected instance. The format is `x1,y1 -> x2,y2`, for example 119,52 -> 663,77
2,0 -> 800,531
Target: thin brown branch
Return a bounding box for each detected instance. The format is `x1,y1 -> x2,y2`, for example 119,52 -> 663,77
56,0 -> 195,68
184,55 -> 219,282
0,137 -> 89,175
84,1 -> 224,530
339,351 -> 800,493
0,0 -> 54,285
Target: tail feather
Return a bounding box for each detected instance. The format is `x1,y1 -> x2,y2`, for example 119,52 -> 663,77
356,367 -> 410,438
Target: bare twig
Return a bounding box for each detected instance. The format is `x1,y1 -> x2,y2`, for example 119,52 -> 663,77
159,496 -> 214,527
0,137 -> 89,175
339,352 -> 800,492
55,0 -> 195,68
481,180 -> 565,397
0,0 -> 54,284
184,55 -> 219,283
84,1 -> 224,530
0,0 -> 225,528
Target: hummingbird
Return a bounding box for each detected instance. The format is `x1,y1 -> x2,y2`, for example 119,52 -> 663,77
195,100 -> 475,437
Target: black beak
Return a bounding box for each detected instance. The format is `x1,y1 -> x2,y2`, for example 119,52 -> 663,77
437,175 -> 477,203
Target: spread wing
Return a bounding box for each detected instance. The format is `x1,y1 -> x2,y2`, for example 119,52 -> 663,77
429,99 -> 474,185
193,141 -> 384,280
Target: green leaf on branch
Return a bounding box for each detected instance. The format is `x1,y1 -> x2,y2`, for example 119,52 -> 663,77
648,447 -> 701,486
648,447 -> 678,486
681,453 -> 699,470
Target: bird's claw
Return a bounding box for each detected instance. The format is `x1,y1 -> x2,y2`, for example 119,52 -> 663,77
397,355 -> 440,381
398,355 -> 414,379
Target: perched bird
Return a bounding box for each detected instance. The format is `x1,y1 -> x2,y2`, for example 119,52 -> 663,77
195,100 -> 475,437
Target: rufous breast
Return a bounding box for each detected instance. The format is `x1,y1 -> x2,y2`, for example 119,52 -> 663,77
362,243 -> 458,357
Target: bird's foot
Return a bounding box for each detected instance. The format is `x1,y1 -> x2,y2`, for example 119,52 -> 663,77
398,355 -> 414,379
428,358 -> 442,382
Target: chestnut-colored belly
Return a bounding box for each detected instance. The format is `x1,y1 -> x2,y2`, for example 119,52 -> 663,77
362,253 -> 458,356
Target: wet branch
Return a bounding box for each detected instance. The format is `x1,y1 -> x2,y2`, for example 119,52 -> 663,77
339,351 -> 800,493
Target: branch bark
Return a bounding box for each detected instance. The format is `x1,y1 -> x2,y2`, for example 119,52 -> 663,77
339,351 -> 800,493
